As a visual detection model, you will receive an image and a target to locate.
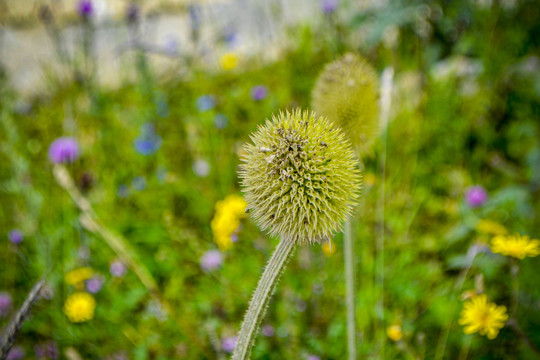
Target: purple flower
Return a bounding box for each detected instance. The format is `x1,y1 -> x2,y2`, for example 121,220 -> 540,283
320,0 -> 338,13
86,276 -> 103,293
8,229 -> 23,244
77,0 -> 93,18
0,292 -> 12,317
307,355 -> 321,360
193,159 -> 210,177
6,346 -> 25,360
48,137 -> 79,164
163,34 -> 179,56
131,176 -> 146,191
221,336 -> 237,353
134,124 -> 162,155
35,341 -> 58,359
465,186 -> 488,207
223,28 -> 238,48
126,3 -> 139,23
196,95 -> 216,112
110,261 -> 127,277
188,4 -> 201,33
214,114 -> 228,129
261,324 -> 275,337
200,250 -> 223,272
117,184 -> 129,198
251,85 -> 268,101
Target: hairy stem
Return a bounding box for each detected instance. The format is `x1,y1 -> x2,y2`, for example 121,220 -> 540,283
232,238 -> 296,360
344,221 -> 356,360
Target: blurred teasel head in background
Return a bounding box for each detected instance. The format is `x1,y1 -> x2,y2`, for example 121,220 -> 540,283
312,53 -> 379,155
239,109 -> 361,245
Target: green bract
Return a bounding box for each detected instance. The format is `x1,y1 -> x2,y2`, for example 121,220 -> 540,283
312,53 -> 379,155
240,109 -> 361,244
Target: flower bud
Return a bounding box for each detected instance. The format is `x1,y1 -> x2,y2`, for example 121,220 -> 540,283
312,53 -> 379,155
240,109 -> 360,244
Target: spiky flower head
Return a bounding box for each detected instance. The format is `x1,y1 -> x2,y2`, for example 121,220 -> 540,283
312,53 -> 379,155
240,109 -> 360,245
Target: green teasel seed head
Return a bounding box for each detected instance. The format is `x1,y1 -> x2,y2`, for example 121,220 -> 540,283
312,53 -> 379,155
239,109 -> 361,245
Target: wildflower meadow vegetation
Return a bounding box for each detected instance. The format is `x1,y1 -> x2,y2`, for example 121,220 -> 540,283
1,0 -> 540,359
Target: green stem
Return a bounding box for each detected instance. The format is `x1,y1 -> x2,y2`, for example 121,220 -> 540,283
232,238 -> 297,360
510,259 -> 519,316
458,335 -> 471,360
435,244 -> 479,360
344,221 -> 356,360
507,318 -> 540,356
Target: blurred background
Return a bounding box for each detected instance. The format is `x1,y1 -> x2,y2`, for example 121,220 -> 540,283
1,0 -> 540,359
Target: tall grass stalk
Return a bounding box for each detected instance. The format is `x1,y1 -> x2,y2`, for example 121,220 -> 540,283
344,220 -> 356,360
232,238 -> 296,360
435,244 -> 481,359
375,67 -> 394,356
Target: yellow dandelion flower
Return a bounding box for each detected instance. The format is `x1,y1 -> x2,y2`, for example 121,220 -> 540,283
216,195 -> 247,218
459,294 -> 508,339
476,219 -> 507,236
386,324 -> 403,341
220,52 -> 238,71
65,267 -> 93,286
322,241 -> 335,257
491,234 -> 540,259
211,195 -> 247,250
212,215 -> 240,250
64,292 -> 96,323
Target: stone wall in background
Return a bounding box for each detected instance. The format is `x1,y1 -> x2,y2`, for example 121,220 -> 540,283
0,0 -> 349,98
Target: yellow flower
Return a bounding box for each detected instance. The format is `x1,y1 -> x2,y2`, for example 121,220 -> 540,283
220,52 -> 238,71
386,324 -> 403,341
215,195 -> 246,216
476,219 -> 507,236
491,234 -> 540,259
322,241 -> 335,257
459,294 -> 507,339
64,292 -> 96,323
211,195 -> 247,250
65,267 -> 93,286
